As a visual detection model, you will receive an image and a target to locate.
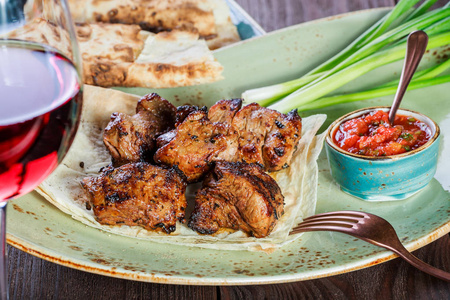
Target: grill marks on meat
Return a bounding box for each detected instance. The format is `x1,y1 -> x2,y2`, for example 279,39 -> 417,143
188,161 -> 284,238
84,94 -> 300,237
175,105 -> 206,127
262,109 -> 302,171
208,98 -> 242,124
82,162 -> 187,233
154,110 -> 239,183
103,93 -> 176,166
154,99 -> 302,181
232,103 -> 279,166
156,104 -> 206,149
232,103 -> 302,171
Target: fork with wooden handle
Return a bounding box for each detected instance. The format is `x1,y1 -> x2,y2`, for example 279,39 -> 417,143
290,211 -> 450,282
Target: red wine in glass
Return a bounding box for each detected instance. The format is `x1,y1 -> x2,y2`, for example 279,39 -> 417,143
0,40 -> 82,201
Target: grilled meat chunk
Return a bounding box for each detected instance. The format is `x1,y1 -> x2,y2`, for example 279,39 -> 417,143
232,103 -> 302,171
232,103 -> 279,166
188,161 -> 284,238
175,105 -> 206,127
153,100 -> 302,180
156,129 -> 177,149
82,162 -> 187,233
263,109 -> 302,171
156,105 -> 206,149
208,98 -> 242,124
154,110 -> 238,182
103,93 -> 176,166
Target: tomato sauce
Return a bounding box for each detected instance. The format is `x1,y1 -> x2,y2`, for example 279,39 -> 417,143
333,110 -> 432,156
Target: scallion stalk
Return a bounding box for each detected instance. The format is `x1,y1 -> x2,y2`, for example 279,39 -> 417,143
298,74 -> 450,111
268,31 -> 450,113
404,0 -> 440,21
378,55 -> 450,88
241,72 -> 323,107
242,0 -> 450,113
306,0 -> 422,75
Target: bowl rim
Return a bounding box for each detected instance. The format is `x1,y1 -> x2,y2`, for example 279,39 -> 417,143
325,106 -> 441,160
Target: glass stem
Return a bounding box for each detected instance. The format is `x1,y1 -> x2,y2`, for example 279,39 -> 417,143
0,201 -> 8,300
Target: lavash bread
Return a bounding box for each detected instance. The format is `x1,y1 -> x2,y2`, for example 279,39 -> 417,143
78,23 -> 224,87
68,0 -> 217,36
67,0 -> 241,49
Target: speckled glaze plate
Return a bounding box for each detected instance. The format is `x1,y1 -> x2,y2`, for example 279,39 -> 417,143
7,8 -> 450,284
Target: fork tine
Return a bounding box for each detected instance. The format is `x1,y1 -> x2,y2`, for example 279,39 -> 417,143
290,211 -> 369,236
303,210 -> 366,221
290,224 -> 354,235
294,220 -> 356,229
300,216 -> 360,225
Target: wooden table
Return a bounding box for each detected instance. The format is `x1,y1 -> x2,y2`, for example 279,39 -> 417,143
8,0 -> 450,298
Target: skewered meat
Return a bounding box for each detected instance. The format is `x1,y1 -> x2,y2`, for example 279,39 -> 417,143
208,98 -> 242,124
232,104 -> 302,171
154,99 -> 302,181
188,161 -> 284,238
154,110 -> 239,182
83,94 -> 301,238
208,100 -> 302,170
231,103 -> 280,166
156,105 -> 206,148
103,93 -> 176,166
175,105 -> 206,127
82,162 -> 187,233
156,129 -> 177,149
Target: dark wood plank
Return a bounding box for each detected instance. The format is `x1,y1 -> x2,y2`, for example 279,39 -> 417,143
235,0 -> 394,32
6,0 -> 450,299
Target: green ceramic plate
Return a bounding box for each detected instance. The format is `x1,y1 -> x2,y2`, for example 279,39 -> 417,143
7,8 -> 450,284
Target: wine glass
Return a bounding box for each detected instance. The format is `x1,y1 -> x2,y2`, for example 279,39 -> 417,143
0,0 -> 83,298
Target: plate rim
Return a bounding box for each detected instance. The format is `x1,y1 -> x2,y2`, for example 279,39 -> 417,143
7,221 -> 450,285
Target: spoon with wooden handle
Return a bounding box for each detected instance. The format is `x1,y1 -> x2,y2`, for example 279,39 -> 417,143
388,30 -> 428,126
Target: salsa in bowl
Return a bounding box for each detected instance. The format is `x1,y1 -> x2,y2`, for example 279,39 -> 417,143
325,106 -> 440,201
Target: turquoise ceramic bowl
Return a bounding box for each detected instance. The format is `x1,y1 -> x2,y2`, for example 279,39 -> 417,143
325,107 -> 440,201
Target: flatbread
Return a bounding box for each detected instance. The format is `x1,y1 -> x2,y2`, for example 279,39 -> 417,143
67,0 -> 241,49
76,22 -> 149,62
68,0 -> 217,36
5,19 -> 224,88
5,18 -> 74,61
78,23 -> 224,87
37,86 -> 327,252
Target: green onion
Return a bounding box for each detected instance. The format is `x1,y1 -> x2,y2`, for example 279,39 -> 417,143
296,74 -> 450,111
377,52 -> 450,88
307,0 -> 422,74
401,132 -> 414,140
268,31 -> 450,113
242,0 -> 450,113
404,0 -> 440,21
241,0 -> 431,105
241,72 -> 323,107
